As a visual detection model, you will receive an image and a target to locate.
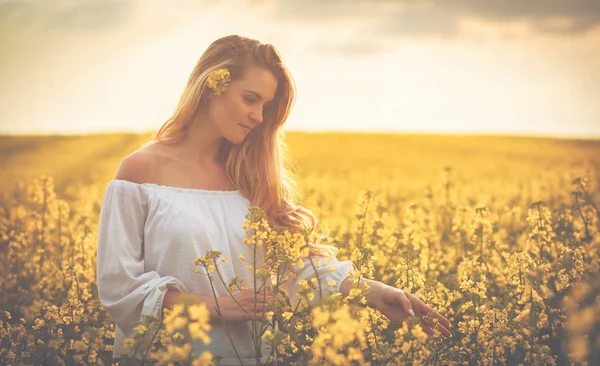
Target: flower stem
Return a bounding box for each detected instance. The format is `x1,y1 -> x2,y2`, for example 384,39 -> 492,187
203,268 -> 244,365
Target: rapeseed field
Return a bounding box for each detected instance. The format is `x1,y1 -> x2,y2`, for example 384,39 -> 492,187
1,132 -> 599,365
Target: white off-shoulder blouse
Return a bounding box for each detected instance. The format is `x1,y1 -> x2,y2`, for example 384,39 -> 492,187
96,179 -> 354,365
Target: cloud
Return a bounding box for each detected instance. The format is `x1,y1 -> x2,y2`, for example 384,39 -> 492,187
2,0 -> 598,61
312,34 -> 389,57
376,5 -> 460,39
452,0 -> 600,34
266,0 -> 600,57
271,0 -> 600,35
454,0 -> 600,23
3,0 -> 599,36
0,0 -> 133,31
0,0 -> 216,37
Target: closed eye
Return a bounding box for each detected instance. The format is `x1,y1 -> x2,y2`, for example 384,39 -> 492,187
244,90 -> 274,108
245,96 -> 272,110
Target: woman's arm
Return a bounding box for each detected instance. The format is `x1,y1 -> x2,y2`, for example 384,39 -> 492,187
96,179 -> 189,337
162,290 -> 217,323
162,290 -> 215,314
163,288 -> 274,325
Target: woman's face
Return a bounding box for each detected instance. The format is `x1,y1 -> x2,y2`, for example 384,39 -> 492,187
208,65 -> 278,144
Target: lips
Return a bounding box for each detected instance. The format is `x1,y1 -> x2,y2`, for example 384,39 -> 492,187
239,124 -> 252,132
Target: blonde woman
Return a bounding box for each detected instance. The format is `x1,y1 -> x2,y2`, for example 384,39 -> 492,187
96,34 -> 451,364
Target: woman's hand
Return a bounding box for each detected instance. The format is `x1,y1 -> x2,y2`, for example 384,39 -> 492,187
375,284 -> 452,337
216,287 -> 274,322
340,278 -> 452,337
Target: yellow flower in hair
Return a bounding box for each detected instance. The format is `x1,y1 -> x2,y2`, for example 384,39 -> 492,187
207,68 -> 231,95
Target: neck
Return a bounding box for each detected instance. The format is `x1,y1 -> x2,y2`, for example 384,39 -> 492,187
176,113 -> 224,166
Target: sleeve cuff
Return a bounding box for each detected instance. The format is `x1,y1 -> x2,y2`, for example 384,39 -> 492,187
141,277 -> 188,324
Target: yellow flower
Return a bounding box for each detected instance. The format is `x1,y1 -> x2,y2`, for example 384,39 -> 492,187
206,68 -> 231,96
188,304 -> 210,322
192,351 -> 214,366
133,324 -> 148,334
169,343 -> 192,360
123,338 -> 135,349
166,316 -> 188,333
189,322 -> 211,344
262,329 -> 273,340
410,324 -> 428,343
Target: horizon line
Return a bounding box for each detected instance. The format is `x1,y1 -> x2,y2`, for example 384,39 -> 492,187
1,129 -> 599,142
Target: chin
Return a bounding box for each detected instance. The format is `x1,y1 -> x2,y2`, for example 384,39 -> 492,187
224,135 -> 247,145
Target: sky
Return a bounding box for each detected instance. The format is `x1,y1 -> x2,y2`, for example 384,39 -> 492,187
0,0 -> 599,138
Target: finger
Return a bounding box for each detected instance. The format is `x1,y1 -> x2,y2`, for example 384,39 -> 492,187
252,308 -> 273,320
257,288 -> 274,297
256,296 -> 274,305
421,323 -> 449,337
432,323 -> 452,337
249,303 -> 265,312
238,292 -> 274,302
259,286 -> 274,294
258,291 -> 272,298
435,313 -> 452,329
440,325 -> 452,337
399,312 -> 449,339
402,315 -> 433,335
392,288 -> 415,317
404,292 -> 451,329
419,317 -> 452,337
423,310 -> 451,330
416,307 -> 451,329
403,291 -> 434,314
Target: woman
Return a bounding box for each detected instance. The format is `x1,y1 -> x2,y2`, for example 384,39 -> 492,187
96,34 -> 451,364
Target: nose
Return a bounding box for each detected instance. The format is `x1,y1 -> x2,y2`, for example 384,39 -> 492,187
249,107 -> 263,125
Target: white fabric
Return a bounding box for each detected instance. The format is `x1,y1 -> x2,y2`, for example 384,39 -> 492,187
96,179 -> 354,365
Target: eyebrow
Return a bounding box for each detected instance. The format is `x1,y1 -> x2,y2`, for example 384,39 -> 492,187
245,90 -> 274,104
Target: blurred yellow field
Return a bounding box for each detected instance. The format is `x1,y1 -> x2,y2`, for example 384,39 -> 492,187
1,132 -> 599,365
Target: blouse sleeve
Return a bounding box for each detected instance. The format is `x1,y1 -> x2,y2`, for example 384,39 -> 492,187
96,181 -> 188,337
281,254 -> 355,307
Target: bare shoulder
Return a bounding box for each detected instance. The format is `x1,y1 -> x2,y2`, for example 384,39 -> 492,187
114,142 -> 163,183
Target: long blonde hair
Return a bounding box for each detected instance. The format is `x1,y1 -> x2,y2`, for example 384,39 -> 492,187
152,35 -> 336,257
